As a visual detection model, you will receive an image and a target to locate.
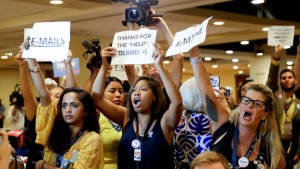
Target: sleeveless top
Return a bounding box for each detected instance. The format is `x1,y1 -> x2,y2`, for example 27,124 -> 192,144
173,111 -> 212,169
99,114 -> 122,169
118,118 -> 174,169
211,121 -> 268,168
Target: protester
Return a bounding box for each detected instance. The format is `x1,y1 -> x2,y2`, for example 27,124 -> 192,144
92,44 -> 182,169
0,131 -> 12,169
189,45 -> 285,168
190,151 -> 230,169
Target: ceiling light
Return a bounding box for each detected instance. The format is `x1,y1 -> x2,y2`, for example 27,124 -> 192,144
232,58 -> 239,62
233,66 -> 239,69
1,55 -> 8,59
240,41 -> 249,45
251,0 -> 265,5
238,71 -> 243,74
182,68 -> 186,72
287,66 -> 293,70
7,52 -> 13,56
213,21 -> 224,26
163,60 -> 170,64
204,57 -> 212,61
248,64 -> 251,68
287,61 -> 293,65
256,50 -> 264,56
226,50 -> 233,54
262,27 -> 269,31
283,45 -> 291,49
212,65 -> 218,68
50,0 -> 63,5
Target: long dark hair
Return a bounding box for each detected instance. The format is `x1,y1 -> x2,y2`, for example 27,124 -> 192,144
48,87 -> 100,154
127,76 -> 166,120
105,76 -> 123,89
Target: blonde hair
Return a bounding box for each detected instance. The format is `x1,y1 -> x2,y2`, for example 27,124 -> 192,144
232,83 -> 284,168
190,151 -> 230,169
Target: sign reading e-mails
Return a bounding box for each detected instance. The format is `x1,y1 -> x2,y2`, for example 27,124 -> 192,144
22,22 -> 71,62
166,16 -> 213,57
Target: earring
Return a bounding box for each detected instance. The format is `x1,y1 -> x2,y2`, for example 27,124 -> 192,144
260,119 -> 267,137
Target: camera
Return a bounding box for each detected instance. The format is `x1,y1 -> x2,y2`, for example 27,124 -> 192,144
81,39 -> 102,70
9,84 -> 24,108
122,0 -> 162,26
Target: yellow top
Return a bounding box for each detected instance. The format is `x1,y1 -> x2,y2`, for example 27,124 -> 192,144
35,101 -> 57,146
44,131 -> 104,169
35,101 -> 104,168
99,114 -> 122,169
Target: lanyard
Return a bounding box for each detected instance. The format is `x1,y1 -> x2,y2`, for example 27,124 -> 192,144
232,127 -> 259,168
56,129 -> 85,167
284,95 -> 294,112
135,117 -> 155,169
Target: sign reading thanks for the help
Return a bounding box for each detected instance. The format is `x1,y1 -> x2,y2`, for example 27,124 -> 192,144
268,26 -> 295,46
166,16 -> 213,57
110,64 -> 142,81
111,28 -> 157,65
22,22 -> 70,62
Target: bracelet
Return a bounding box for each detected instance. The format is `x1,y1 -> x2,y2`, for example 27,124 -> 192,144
272,57 -> 280,61
41,161 -> 46,169
189,55 -> 202,64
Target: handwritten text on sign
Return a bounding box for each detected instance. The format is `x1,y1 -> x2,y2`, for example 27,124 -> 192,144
166,16 -> 212,57
111,29 -> 157,65
268,26 -> 294,46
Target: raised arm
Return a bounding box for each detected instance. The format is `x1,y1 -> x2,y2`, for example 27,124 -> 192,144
266,44 -> 283,92
27,58 -> 52,107
64,50 -> 77,88
294,44 -> 300,91
91,47 -> 128,128
189,46 -> 228,133
15,50 -> 38,121
153,14 -> 183,88
155,44 -> 183,143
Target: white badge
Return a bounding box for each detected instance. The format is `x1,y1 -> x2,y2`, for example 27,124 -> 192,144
238,157 -> 249,168
134,148 -> 141,161
131,139 -> 141,149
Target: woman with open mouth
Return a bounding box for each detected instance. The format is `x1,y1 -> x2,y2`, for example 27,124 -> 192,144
92,44 -> 182,169
189,45 -> 285,169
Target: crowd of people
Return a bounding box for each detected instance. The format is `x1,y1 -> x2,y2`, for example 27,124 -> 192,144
1,14 -> 300,169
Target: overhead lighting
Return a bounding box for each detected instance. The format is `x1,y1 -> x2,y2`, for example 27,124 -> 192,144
6,52 -> 13,56
163,60 -> 170,64
238,71 -> 244,74
262,27 -> 269,31
226,50 -> 233,54
182,68 -> 186,72
251,0 -> 265,4
204,57 -> 212,61
287,61 -> 293,65
283,45 -> 291,49
1,55 -> 8,59
248,64 -> 251,68
256,50 -> 264,56
233,66 -> 239,69
232,58 -> 239,62
287,66 -> 293,70
50,0 -> 63,5
213,21 -> 224,26
212,65 -> 218,68
240,41 -> 249,45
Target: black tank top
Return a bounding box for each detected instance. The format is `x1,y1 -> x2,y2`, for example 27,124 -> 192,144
118,119 -> 174,169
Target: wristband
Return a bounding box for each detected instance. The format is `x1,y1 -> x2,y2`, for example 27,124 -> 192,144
189,55 -> 202,64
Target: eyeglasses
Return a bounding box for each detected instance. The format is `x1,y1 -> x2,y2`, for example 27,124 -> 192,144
240,96 -> 265,108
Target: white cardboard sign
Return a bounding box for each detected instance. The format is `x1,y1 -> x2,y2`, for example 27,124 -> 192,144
166,16 -> 213,57
267,26 -> 295,46
111,29 -> 157,65
22,22 -> 70,62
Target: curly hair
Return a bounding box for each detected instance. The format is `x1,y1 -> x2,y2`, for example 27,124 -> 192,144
127,76 -> 167,120
48,87 -> 100,154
